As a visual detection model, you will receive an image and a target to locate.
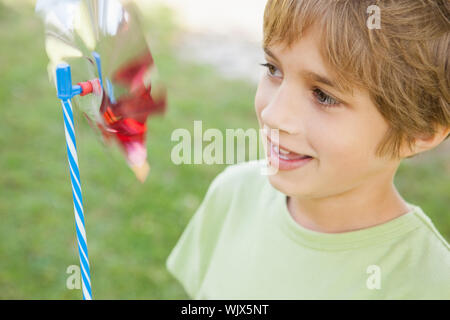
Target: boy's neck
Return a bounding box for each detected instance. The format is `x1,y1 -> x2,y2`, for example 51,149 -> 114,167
286,172 -> 410,234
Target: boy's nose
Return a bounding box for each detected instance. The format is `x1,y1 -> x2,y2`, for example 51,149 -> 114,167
260,86 -> 300,135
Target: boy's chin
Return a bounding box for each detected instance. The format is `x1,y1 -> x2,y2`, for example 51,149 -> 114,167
266,173 -> 315,198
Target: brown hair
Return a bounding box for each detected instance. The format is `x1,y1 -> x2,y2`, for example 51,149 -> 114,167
263,0 -> 450,158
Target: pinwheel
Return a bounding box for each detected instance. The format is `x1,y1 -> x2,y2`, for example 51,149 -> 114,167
36,0 -> 167,299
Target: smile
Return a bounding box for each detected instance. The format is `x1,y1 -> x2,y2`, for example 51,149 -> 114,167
266,138 -> 313,171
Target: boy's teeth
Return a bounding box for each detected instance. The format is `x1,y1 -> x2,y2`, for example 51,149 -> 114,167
271,142 -> 310,160
274,145 -> 279,153
273,145 -> 291,154
273,144 -> 292,155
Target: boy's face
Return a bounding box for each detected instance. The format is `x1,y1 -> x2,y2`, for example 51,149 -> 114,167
255,26 -> 401,199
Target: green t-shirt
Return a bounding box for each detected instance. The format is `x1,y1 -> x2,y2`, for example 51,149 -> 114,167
166,160 -> 450,299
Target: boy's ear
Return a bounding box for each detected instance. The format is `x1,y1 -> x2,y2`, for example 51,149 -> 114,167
403,125 -> 450,157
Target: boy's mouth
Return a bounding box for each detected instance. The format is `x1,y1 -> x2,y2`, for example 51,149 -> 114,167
265,135 -> 312,160
272,144 -> 311,160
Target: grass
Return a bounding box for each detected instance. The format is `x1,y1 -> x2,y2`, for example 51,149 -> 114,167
0,1 -> 449,299
0,2 -> 257,299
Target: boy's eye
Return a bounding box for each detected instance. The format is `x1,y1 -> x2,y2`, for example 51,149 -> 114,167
259,62 -> 282,78
259,63 -> 340,108
312,88 -> 340,107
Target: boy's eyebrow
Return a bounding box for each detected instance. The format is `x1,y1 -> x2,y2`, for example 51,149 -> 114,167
300,71 -> 337,89
263,46 -> 340,91
263,47 -> 279,61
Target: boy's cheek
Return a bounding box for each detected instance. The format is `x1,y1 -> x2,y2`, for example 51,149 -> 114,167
320,144 -> 388,189
313,135 -> 372,175
315,119 -> 378,160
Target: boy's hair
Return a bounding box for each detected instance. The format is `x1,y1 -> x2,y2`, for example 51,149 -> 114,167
263,0 -> 450,159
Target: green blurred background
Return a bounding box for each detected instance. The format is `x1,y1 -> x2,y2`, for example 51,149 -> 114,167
0,0 -> 448,299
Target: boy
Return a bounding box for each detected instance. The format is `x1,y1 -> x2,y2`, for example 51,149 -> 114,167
166,0 -> 450,299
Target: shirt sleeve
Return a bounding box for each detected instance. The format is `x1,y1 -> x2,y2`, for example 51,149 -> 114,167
165,168 -> 233,299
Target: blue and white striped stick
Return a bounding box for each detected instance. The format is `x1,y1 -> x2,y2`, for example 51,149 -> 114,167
56,64 -> 93,300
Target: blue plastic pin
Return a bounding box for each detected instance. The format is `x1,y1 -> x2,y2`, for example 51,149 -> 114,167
55,59 -> 102,300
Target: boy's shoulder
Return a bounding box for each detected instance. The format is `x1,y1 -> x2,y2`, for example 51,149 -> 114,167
410,205 -> 450,251
407,205 -> 450,271
211,159 -> 269,193
197,160 -> 270,217
398,205 -> 450,298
